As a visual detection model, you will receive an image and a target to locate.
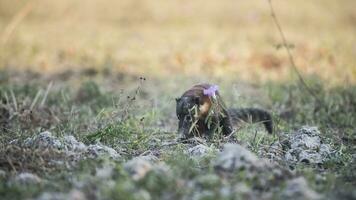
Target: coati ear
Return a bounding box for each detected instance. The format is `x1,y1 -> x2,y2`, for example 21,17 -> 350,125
193,96 -> 200,104
175,98 -> 181,102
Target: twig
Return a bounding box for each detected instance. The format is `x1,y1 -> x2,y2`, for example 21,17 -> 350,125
267,0 -> 336,125
10,89 -> 17,112
224,128 -> 238,140
260,144 -> 286,153
161,141 -> 179,147
267,0 -> 323,104
40,81 -> 53,107
6,156 -> 17,173
30,89 -> 42,110
139,150 -> 151,156
252,130 -> 258,144
4,91 -> 9,104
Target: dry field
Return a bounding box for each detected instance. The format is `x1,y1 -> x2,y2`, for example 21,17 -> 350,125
0,0 -> 355,84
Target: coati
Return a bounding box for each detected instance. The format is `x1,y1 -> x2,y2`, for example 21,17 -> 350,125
0,96 -> 10,132
175,84 -> 273,139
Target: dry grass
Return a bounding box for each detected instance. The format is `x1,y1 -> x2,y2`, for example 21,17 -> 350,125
0,0 -> 355,84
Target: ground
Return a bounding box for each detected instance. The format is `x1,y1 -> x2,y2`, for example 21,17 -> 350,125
0,0 -> 355,199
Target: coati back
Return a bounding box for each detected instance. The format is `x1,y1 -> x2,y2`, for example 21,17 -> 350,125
228,108 -> 273,134
176,84 -> 273,139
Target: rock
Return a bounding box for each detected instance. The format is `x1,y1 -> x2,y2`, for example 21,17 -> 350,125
285,126 -> 332,165
86,143 -> 120,159
196,174 -> 220,188
0,169 -> 6,179
14,172 -> 42,185
134,189 -> 151,200
124,157 -> 153,181
37,192 -> 67,200
24,131 -> 86,153
214,143 -> 266,172
258,141 -> 284,162
37,190 -> 86,200
188,144 -> 213,157
23,131 -> 121,161
260,126 -> 333,166
281,177 -> 321,200
232,183 -> 253,198
24,131 -> 63,150
95,164 -> 114,179
63,135 -> 86,152
298,150 -> 323,164
67,189 -> 87,200
124,157 -> 170,181
290,128 -> 321,150
136,154 -> 159,162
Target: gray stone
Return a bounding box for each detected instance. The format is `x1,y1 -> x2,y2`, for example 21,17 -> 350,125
138,154 -> 159,162
95,164 -> 114,179
14,172 -> 42,185
23,131 -> 121,161
24,131 -> 86,154
86,143 -> 120,159
124,157 -> 170,181
285,126 -> 333,165
281,177 -> 321,200
124,157 -> 153,181
63,135 -> 86,152
214,143 -> 265,172
0,169 -> 6,179
24,131 -> 62,149
36,189 -> 86,200
188,144 -> 213,157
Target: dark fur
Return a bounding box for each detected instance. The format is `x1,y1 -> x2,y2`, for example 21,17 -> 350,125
0,97 -> 10,133
176,84 -> 273,139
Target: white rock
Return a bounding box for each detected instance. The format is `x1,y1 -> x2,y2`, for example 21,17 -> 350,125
138,154 -> 159,162
24,131 -> 62,149
298,126 -> 320,136
124,156 -> 170,181
188,144 -> 213,157
290,134 -> 320,150
67,189 -> 87,200
284,126 -> 332,165
24,131 -> 86,154
86,143 -> 120,159
124,158 -> 153,181
14,172 -> 42,185
36,192 -> 66,200
95,164 -> 114,179
23,132 -> 121,163
299,150 -> 323,164
0,169 -> 6,178
214,143 -> 265,172
36,189 -> 86,200
281,177 -> 321,200
63,135 -> 86,152
134,189 -> 151,200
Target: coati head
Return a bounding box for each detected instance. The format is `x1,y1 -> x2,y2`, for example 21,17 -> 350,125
176,94 -> 212,139
176,96 -> 200,138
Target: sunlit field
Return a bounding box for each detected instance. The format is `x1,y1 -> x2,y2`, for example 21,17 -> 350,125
1,0 -> 355,83
0,0 -> 355,199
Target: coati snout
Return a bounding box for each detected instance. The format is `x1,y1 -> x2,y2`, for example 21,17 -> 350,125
176,96 -> 201,138
175,84 -> 273,139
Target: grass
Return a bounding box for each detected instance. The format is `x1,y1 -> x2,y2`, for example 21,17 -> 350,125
0,70 -> 355,199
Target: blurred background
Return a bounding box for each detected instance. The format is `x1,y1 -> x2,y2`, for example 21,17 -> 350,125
0,0 -> 355,84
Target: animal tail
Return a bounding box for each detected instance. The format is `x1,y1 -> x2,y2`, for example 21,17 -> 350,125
228,108 -> 273,134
